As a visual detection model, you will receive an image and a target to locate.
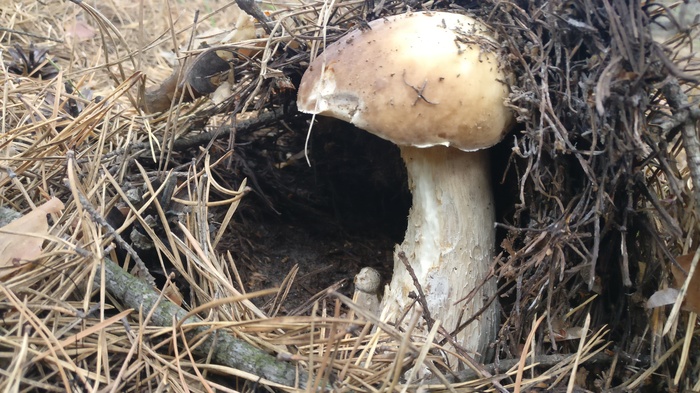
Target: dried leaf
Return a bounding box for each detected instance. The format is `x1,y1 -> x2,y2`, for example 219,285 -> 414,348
546,318 -> 586,341
0,198 -> 64,280
161,285 -> 184,307
65,19 -> 96,42
670,254 -> 700,314
140,12 -> 258,114
646,288 -> 680,309
140,49 -> 232,113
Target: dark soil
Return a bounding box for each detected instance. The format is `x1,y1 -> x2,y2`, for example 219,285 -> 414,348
219,111 -> 524,316
224,118 -> 412,314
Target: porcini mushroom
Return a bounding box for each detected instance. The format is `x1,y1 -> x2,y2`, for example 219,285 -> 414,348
297,11 -> 513,362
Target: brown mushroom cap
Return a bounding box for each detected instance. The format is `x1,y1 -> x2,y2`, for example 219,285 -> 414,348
297,11 -> 513,151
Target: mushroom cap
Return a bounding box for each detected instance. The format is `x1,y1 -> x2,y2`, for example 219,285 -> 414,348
297,11 -> 513,151
354,267 -> 381,294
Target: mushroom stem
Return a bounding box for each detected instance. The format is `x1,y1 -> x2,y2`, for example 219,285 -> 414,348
381,145 -> 499,362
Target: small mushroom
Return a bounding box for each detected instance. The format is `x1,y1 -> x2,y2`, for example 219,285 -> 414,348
298,11 -> 514,362
353,267 -> 382,317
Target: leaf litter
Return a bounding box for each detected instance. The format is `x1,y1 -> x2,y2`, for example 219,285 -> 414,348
0,0 -> 699,391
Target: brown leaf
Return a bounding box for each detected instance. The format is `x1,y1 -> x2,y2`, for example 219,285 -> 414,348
670,253 -> 700,314
140,49 -> 233,113
0,198 -> 64,280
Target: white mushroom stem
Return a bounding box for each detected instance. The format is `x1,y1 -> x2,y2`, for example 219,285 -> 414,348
381,145 -> 499,361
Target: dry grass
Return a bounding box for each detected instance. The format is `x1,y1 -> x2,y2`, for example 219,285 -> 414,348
1,0 -> 699,391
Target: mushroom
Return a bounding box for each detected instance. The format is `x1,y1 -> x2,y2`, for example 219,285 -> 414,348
353,267 -> 382,317
297,11 -> 513,362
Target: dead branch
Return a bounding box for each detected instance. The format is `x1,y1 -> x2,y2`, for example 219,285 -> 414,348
94,257 -> 309,388
660,78 -> 700,213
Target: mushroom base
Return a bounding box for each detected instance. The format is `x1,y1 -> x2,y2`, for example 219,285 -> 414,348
381,146 -> 499,365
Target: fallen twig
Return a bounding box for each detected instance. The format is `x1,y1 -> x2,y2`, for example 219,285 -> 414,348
661,78 -> 700,213
94,257 -> 308,388
102,106 -> 289,160
66,151 -> 156,286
